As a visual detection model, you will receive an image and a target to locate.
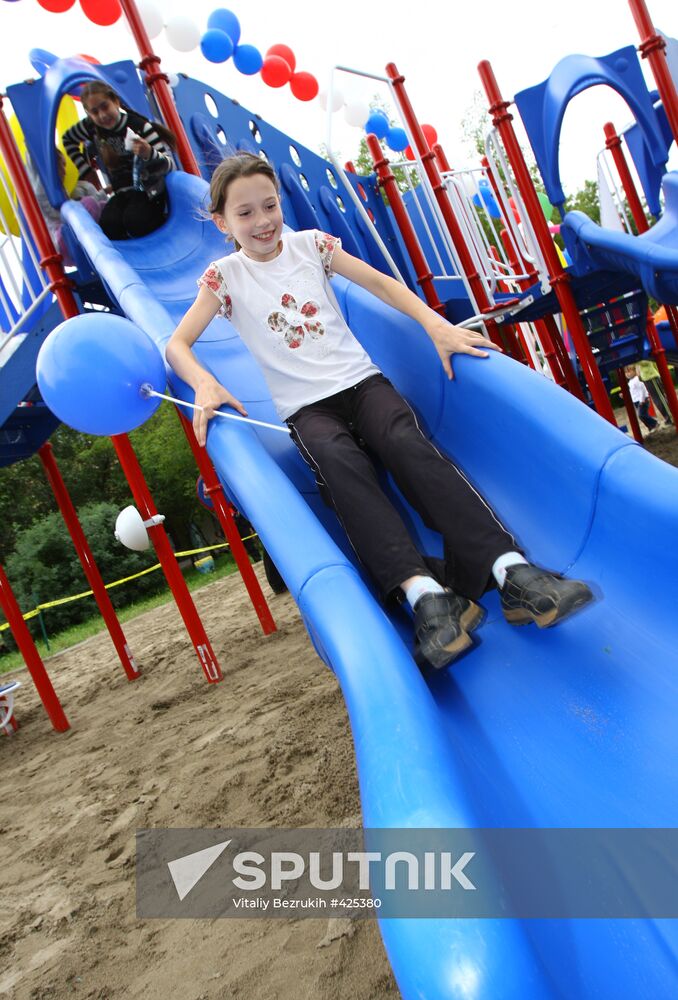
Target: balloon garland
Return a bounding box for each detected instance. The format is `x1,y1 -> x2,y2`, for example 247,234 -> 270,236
18,2 -> 435,153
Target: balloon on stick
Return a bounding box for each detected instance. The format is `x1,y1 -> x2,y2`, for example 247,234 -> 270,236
290,72 -> 318,102
233,43 -> 262,75
36,314 -> 166,436
207,8 -> 241,46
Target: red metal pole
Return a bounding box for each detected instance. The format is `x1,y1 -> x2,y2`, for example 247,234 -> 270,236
603,121 -> 678,352
365,133 -> 445,315
603,122 -> 649,231
0,98 -> 80,320
498,225 -> 586,395
111,434 -> 223,683
118,0 -> 201,176
38,443 -> 141,681
478,60 -> 617,425
175,409 -> 277,635
617,368 -> 644,443
385,63 -> 506,351
0,565 -> 70,732
629,0 -> 678,145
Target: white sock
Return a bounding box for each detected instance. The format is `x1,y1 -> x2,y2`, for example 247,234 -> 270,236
492,552 -> 528,589
403,576 -> 445,609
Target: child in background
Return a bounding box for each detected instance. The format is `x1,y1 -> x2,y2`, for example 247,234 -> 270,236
62,82 -> 176,241
166,153 -> 594,671
637,359 -> 673,426
25,150 -> 106,265
626,365 -> 658,433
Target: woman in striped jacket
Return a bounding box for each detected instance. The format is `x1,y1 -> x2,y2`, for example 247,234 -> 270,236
62,81 -> 176,241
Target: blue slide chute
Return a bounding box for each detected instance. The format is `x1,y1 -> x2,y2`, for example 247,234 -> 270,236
62,172 -> 678,999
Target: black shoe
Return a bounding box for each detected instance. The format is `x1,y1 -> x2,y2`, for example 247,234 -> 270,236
413,589 -> 484,670
500,564 -> 594,628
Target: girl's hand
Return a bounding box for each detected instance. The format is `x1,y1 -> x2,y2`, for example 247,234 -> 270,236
130,138 -> 152,161
193,378 -> 248,447
425,316 -> 502,379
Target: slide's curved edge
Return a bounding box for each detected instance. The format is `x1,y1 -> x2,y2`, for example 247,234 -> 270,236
61,180 -> 678,998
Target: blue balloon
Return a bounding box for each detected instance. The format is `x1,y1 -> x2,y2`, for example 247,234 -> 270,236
233,43 -> 263,75
472,180 -> 501,220
200,28 -> 234,63
207,8 -> 241,46
365,111 -> 389,140
36,314 -> 166,436
386,126 -> 408,152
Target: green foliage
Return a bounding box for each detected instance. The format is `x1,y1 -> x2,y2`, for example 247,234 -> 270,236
564,179 -> 600,225
4,500 -> 165,636
460,91 -> 492,159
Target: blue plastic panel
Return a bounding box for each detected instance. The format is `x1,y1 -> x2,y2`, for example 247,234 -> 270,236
515,46 -> 667,208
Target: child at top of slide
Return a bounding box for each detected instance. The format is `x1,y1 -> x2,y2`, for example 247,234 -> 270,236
62,81 -> 176,241
166,152 -> 594,670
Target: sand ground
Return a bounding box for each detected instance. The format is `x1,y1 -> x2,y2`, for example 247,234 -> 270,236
2,418 -> 677,1000
0,565 -> 399,1000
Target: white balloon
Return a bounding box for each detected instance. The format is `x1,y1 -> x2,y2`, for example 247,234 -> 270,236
318,88 -> 344,113
344,100 -> 370,128
164,15 -> 201,53
137,0 -> 163,40
166,71 -> 180,89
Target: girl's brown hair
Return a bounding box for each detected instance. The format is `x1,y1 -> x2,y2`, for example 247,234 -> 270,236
208,153 -> 280,249
79,81 -> 177,150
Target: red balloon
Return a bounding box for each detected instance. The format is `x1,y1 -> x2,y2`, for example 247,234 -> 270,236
266,44 -> 296,73
36,0 -> 77,11
290,71 -> 318,102
405,145 -> 415,161
421,123 -> 438,147
79,0 -> 122,27
261,55 -> 292,88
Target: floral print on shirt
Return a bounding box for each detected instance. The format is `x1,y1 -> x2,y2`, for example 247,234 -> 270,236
268,293 -> 324,350
314,232 -> 341,277
198,264 -> 232,319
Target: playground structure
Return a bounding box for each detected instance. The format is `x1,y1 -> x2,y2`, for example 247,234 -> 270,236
1,0 -> 678,996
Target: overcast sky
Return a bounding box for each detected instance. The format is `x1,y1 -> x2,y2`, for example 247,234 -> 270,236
2,0 -> 677,193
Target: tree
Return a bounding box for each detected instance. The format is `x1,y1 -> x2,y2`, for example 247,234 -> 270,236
4,500 -> 165,636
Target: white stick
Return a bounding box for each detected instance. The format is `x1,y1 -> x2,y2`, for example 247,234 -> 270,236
142,386 -> 291,435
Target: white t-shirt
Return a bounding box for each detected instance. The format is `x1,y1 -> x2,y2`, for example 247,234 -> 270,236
628,375 -> 649,405
198,229 -> 380,420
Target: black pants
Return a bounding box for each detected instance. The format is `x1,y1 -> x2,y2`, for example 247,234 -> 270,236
100,189 -> 167,240
287,374 -> 518,600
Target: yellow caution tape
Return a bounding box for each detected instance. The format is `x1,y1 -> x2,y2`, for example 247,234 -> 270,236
0,534 -> 258,632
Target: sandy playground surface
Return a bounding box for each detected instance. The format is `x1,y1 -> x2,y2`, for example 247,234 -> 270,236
2,422 -> 678,1000
0,564 -> 399,1000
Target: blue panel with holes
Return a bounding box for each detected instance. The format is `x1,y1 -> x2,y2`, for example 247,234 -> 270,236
172,75 -> 412,284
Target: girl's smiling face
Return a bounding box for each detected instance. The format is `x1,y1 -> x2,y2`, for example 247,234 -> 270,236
82,91 -> 122,130
217,173 -> 284,262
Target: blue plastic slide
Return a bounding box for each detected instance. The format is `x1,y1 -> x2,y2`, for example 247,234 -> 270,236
563,171 -> 678,304
63,173 -> 678,999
